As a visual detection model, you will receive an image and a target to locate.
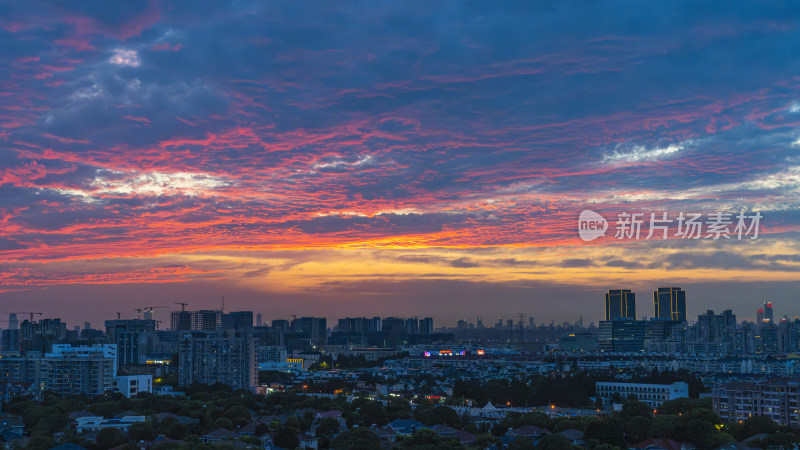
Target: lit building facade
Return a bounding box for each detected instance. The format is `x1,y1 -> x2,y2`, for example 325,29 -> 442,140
596,381 -> 689,408
713,378 -> 800,427
178,330 -> 256,389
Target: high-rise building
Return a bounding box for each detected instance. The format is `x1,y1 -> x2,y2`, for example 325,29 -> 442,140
170,311 -> 192,331
193,310 -> 222,330
714,378 -> 800,427
0,344 -> 117,397
338,317 -> 371,334
177,330 -> 256,389
8,313 -> 18,330
290,317 -> 327,343
221,311 -> 254,329
476,316 -> 484,328
271,319 -> 290,332
382,317 -> 405,334
405,318 -> 419,335
605,289 -> 636,321
763,302 -> 774,323
598,319 -> 645,352
653,287 -> 686,322
104,319 -> 157,370
20,318 -> 68,353
696,310 -> 737,344
420,317 -> 434,335
256,313 -> 263,327
369,317 -> 382,333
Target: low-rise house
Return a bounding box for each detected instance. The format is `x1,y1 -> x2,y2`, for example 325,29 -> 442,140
370,426 -> 398,443
507,425 -> 550,444
629,437 -> 689,450
386,419 -> 426,436
299,432 -> 319,449
0,412 -> 24,439
451,429 -> 477,445
75,416 -> 146,433
201,428 -> 238,443
50,444 -> 89,450
557,428 -> 585,447
152,412 -> 199,426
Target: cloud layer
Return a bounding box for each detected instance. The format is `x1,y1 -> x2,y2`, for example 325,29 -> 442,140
2,1 -> 800,325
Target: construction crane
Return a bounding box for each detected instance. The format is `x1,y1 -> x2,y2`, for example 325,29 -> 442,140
0,312 -> 43,322
174,302 -> 188,311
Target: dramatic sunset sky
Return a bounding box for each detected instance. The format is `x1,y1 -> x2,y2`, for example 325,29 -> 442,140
2,1 -> 800,327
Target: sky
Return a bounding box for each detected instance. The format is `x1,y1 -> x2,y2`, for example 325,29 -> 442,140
2,1 -> 800,328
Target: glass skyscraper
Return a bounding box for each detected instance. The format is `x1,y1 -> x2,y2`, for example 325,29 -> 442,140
653,287 -> 686,322
605,289 -> 636,321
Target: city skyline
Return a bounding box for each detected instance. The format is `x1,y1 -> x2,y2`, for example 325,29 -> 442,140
5,288 -> 798,330
2,2 -> 800,325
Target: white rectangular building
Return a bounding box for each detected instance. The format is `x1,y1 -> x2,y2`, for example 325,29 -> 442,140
113,375 -> 152,398
596,381 -> 689,408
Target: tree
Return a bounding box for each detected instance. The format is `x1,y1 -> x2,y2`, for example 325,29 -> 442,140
425,406 -> 460,426
223,404 -> 251,426
25,435 -> 55,449
476,433 -> 500,449
536,433 -> 581,450
330,428 -> 381,449
166,422 -> 188,440
731,415 -> 779,441
648,415 -> 679,440
273,426 -> 300,449
357,401 -> 388,426
508,436 -> 536,449
254,422 -> 271,437
751,431 -> 800,449
679,419 -> 731,449
95,428 -> 127,449
584,418 -> 625,448
624,416 -> 651,443
519,412 -> 551,429
213,417 -> 234,430
128,420 -> 156,442
401,429 -> 461,449
386,399 -> 412,420
620,400 -> 653,420
88,401 -> 123,418
317,417 -> 340,438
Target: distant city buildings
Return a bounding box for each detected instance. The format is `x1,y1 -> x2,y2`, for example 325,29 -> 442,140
0,288 -> 797,418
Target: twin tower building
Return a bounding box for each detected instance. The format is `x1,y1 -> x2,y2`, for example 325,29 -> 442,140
605,287 -> 687,322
